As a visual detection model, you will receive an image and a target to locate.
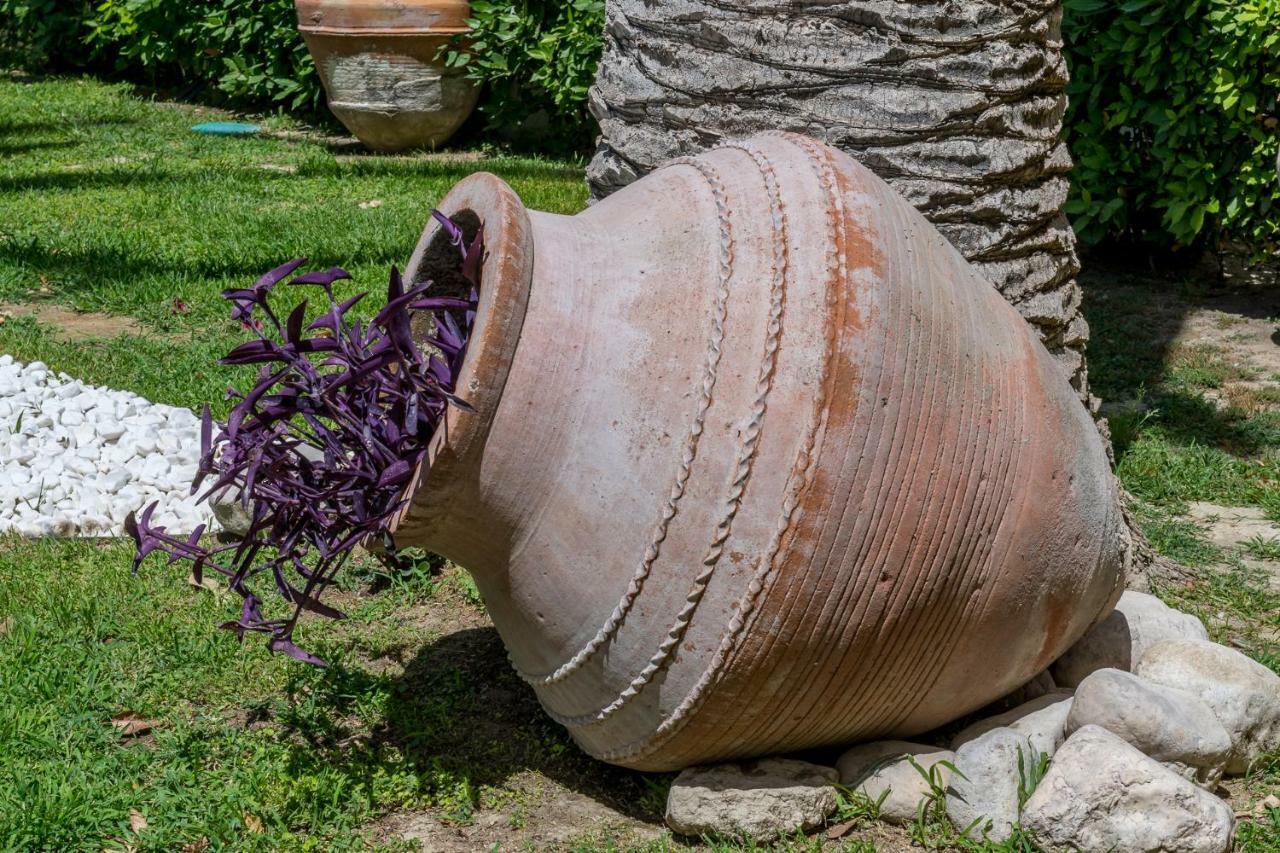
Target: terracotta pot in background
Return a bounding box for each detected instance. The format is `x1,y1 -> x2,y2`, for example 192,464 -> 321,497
295,0 -> 478,152
391,132 -> 1127,771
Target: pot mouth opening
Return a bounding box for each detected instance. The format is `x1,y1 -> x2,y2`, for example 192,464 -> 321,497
387,172 -> 534,539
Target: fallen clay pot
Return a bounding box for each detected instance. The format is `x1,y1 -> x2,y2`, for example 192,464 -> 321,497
391,131 -> 1126,771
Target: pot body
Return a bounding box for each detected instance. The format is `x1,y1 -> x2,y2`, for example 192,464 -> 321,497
394,132 -> 1125,771
295,0 -> 478,152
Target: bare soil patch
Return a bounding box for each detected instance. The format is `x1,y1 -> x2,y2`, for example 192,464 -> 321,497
0,302 -> 146,341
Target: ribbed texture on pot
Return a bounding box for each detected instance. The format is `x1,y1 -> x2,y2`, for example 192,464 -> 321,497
398,133 -> 1124,771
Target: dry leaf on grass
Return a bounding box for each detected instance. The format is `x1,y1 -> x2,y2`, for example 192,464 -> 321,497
1241,794 -> 1280,819
0,616 -> 12,636
243,813 -> 265,834
187,571 -> 222,594
357,199 -> 383,209
179,837 -> 210,852
128,810 -> 148,834
111,713 -> 160,738
825,819 -> 858,840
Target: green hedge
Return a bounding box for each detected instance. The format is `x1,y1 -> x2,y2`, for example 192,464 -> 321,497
444,0 -> 603,155
0,0 -> 91,67
1063,0 -> 1280,254
1,0 -> 320,111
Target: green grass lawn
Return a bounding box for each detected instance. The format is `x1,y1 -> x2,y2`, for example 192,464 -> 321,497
0,74 -> 650,852
0,73 -> 1276,851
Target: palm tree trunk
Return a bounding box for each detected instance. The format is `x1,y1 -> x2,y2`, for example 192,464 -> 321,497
587,0 -> 1095,409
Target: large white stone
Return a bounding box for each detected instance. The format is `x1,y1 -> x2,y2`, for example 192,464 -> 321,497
836,740 -> 953,824
1022,725 -> 1234,853
1052,590 -> 1208,687
952,691 -> 1073,760
665,758 -> 837,842
1066,668 -> 1231,787
945,727 -> 1036,842
1136,639 -> 1280,775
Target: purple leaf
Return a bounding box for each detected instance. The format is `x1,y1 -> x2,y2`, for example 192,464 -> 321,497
128,213 -> 481,666
430,208 -> 464,250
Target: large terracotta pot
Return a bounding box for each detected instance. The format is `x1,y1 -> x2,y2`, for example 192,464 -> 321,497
391,132 -> 1126,772
295,0 -> 478,152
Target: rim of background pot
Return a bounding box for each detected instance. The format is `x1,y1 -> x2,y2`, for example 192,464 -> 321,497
294,0 -> 471,36
387,173 -> 532,543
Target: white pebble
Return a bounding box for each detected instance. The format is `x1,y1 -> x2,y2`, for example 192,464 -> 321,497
101,470 -> 131,493
0,355 -> 220,538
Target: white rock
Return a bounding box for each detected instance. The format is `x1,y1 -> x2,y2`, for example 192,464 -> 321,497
49,514 -> 76,537
946,727 -> 1037,842
952,691 -> 1074,760
1052,591 -> 1208,687
170,463 -> 197,484
71,424 -> 97,448
140,455 -> 170,481
1022,725 -> 1234,853
158,432 -> 182,454
837,740 -> 953,824
210,488 -> 253,536
65,456 -> 96,477
1136,639 -> 1280,775
18,520 -> 47,537
101,470 -> 132,493
1066,668 -> 1231,787
134,431 -> 159,455
665,758 -> 837,842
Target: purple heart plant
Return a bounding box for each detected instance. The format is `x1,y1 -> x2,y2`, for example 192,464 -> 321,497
127,211 -> 483,666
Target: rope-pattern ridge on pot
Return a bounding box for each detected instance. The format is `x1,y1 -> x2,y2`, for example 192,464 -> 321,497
551,141 -> 791,728
511,155 -> 737,687
598,132 -> 842,762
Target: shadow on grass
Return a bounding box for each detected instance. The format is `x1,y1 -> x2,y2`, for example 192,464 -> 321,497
275,626 -> 664,825
0,164 -> 299,195
0,232 -> 402,297
1080,251 -> 1280,460
0,117 -> 138,137
0,138 -> 79,156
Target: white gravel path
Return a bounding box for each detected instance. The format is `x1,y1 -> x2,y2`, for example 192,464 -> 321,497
0,355 -> 217,537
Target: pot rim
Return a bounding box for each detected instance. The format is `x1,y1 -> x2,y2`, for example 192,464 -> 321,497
296,26 -> 469,36
386,172 -> 533,539
294,0 -> 471,35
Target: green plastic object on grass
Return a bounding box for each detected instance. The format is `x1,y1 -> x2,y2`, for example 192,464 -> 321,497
192,122 -> 260,137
